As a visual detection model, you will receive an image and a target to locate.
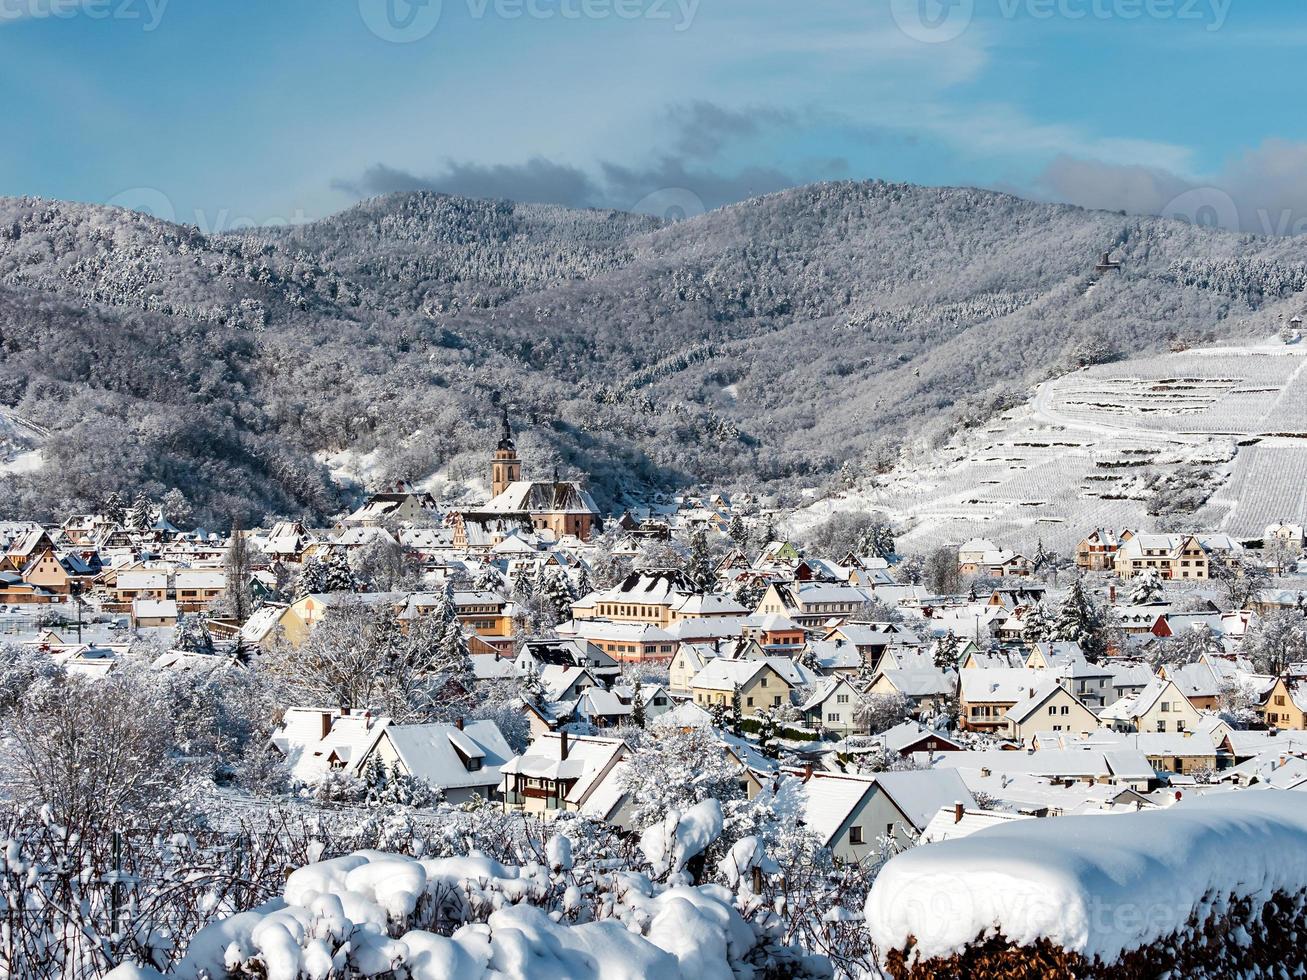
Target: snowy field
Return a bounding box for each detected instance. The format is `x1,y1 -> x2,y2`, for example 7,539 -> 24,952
798,339 -> 1307,554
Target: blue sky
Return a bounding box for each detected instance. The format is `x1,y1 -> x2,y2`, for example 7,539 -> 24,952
1,0 -> 1301,231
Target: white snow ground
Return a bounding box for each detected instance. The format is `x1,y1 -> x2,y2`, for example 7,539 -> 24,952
797,339 -> 1307,554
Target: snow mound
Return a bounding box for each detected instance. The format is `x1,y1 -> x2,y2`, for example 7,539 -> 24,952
866,790 -> 1307,967
174,845 -> 806,980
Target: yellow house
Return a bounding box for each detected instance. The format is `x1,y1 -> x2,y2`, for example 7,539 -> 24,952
690,659 -> 791,713
1101,678 -> 1202,734
1258,678 -> 1307,730
1004,682 -> 1100,745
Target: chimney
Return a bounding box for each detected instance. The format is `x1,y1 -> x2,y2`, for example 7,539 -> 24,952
953,801 -> 964,824
321,712 -> 332,739
802,764 -> 814,783
751,865 -> 763,893
1109,585 -> 1117,604
457,716 -> 465,730
560,730 -> 570,760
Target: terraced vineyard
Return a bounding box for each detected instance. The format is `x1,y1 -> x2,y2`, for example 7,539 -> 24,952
797,339 -> 1307,553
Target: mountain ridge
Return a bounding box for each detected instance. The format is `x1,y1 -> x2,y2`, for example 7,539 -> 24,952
0,179 -> 1303,527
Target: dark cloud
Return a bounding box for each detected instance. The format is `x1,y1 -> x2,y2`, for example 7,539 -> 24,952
667,101 -> 798,160
330,100 -> 852,219
331,158 -> 602,209
1031,140 -> 1307,236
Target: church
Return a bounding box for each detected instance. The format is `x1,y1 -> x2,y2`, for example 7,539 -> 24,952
449,410 -> 601,547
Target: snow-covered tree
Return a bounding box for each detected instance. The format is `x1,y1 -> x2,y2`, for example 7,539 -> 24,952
631,676 -> 646,729
727,512 -> 748,547
1244,610 -> 1307,677
1022,601 -> 1053,644
1130,568 -> 1164,605
173,613 -> 213,654
684,527 -> 717,593
855,691 -> 911,734
126,492 -> 154,532
933,631 -> 960,671
325,547 -> 357,593
295,555 -> 329,599
1053,578 -> 1108,661
616,727 -> 746,831
220,519 -> 254,622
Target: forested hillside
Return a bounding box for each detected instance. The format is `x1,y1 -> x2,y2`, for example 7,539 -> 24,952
0,181 -> 1304,526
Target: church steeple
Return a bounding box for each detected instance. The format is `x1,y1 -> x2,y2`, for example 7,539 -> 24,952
491,407 -> 521,498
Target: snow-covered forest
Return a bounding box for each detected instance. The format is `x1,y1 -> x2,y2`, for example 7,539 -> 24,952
3,181 -> 1307,526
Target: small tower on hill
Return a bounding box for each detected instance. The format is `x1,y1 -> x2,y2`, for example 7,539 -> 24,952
491,407 -> 522,498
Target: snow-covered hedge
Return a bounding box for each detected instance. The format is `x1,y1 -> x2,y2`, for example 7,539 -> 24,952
159,812 -> 827,980
865,792 -> 1307,978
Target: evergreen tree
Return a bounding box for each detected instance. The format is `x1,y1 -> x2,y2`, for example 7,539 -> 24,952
363,754 -> 390,807
325,548 -> 356,593
473,562 -> 504,593
685,527 -> 717,593
727,513 -> 748,547
1053,579 -> 1108,662
1130,568 -> 1164,605
538,566 -> 575,625
296,556 -> 329,599
103,490 -> 127,527
520,664 -> 546,705
572,564 -> 593,600
126,492 -> 154,532
729,684 -> 743,736
1022,601 -> 1053,645
754,708 -> 780,759
631,676 -> 646,729
933,631 -> 960,671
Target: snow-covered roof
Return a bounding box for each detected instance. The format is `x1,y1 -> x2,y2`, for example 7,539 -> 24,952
382,720 -> 512,791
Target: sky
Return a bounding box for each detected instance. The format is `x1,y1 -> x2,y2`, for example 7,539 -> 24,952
2,0 -> 1304,233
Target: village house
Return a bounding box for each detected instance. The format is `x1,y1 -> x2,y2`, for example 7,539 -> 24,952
341,484 -> 440,527
1075,528 -> 1131,571
499,731 -> 628,819
571,570 -> 747,628
754,582 -> 874,627
867,668 -> 956,718
1100,678 -> 1202,733
958,668 -> 1044,733
1003,681 -> 1101,744
690,658 -> 792,713
1113,533 -> 1209,580
1256,676 -> 1307,730
555,618 -> 678,663
801,676 -> 865,736
352,718 -> 513,804
797,769 -> 976,863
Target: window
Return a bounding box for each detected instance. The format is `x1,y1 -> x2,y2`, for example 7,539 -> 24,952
1060,706 -> 1069,715
827,712 -> 839,723
1177,720 -> 1186,732
836,694 -> 849,704
773,696 -> 782,707
747,697 -> 755,707
848,826 -> 863,844
1157,721 -> 1167,732
1048,705 -> 1057,715
1161,702 -> 1171,712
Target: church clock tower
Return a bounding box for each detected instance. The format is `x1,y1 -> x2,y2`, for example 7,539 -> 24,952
491,407 -> 521,497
